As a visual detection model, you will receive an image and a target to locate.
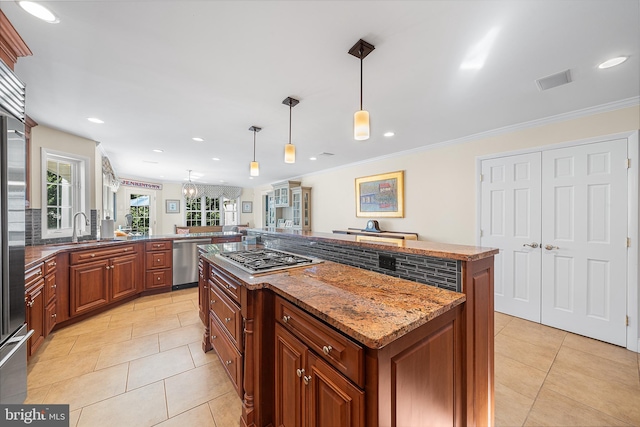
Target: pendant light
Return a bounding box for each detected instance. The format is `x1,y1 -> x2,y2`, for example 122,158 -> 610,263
182,169 -> 198,199
348,39 -> 375,141
282,97 -> 300,164
249,126 -> 262,176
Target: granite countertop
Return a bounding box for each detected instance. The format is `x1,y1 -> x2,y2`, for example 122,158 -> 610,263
201,243 -> 466,349
248,228 -> 498,261
24,231 -> 242,268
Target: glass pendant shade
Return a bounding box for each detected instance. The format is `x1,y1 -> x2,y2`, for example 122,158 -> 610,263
354,110 -> 370,141
250,161 -> 260,177
182,170 -> 198,199
284,143 -> 296,163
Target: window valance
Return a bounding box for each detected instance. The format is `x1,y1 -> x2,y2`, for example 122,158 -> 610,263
187,184 -> 242,200
102,156 -> 120,192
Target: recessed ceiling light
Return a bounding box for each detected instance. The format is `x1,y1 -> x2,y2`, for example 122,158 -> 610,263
598,56 -> 629,69
192,137 -> 204,142
212,157 -> 220,161
18,1 -> 59,23
249,177 -> 254,180
87,117 -> 104,124
309,157 -> 317,161
384,132 -> 395,137
219,180 -> 225,183
152,149 -> 163,153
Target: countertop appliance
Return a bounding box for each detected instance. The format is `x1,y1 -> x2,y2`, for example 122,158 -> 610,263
173,238 -> 212,289
0,60 -> 32,404
218,248 -> 322,275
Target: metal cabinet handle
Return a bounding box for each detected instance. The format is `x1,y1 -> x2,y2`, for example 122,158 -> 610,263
296,368 -> 305,378
212,335 -> 217,339
211,300 -> 216,304
322,345 -> 333,356
225,317 -> 231,323
52,262 -> 57,266
522,242 -> 539,248
226,284 -> 231,289
52,284 -> 57,289
282,315 -> 291,324
90,254 -> 95,258
303,375 -> 311,385
37,270 -> 42,275
226,360 -> 232,365
545,244 -> 560,250
157,258 -> 161,262
26,300 -> 34,307
157,277 -> 161,281
105,266 -> 110,270
51,313 -> 56,319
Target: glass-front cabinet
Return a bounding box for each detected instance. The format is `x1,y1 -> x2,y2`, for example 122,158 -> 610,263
273,181 -> 300,207
267,191 -> 276,227
291,187 -> 311,231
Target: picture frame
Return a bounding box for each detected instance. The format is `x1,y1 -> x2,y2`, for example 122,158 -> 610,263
355,170 -> 404,218
242,201 -> 253,213
165,199 -> 180,214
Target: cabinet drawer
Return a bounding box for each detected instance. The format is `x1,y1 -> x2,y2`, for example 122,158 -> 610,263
44,273 -> 56,305
275,297 -> 365,388
146,250 -> 172,269
209,282 -> 242,351
70,245 -> 137,264
25,264 -> 44,288
145,269 -> 172,289
146,241 -> 172,251
44,257 -> 57,275
209,264 -> 241,303
209,314 -> 243,397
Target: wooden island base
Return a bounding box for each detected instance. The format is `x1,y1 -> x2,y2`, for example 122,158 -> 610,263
199,244 -> 494,427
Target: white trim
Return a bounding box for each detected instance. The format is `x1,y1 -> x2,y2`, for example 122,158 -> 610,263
477,131 -> 639,353
277,98 -> 640,185
627,131 -> 639,352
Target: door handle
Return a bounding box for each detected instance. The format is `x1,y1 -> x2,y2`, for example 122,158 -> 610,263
522,242 -> 539,248
0,330 -> 34,368
545,244 -> 560,250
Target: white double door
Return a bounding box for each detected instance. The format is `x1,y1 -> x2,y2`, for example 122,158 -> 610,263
481,139 -> 628,346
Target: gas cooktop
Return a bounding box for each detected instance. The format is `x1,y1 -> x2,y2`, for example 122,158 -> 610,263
217,248 -> 322,275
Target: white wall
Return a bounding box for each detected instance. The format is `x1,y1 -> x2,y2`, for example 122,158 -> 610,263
30,125 -> 100,210
269,105 -> 639,246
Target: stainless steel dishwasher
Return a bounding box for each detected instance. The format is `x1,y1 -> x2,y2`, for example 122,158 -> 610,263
172,238 -> 211,289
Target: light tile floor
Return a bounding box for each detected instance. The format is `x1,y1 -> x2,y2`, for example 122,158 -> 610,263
25,289 -> 640,426
494,311 -> 640,426
25,288 -> 242,427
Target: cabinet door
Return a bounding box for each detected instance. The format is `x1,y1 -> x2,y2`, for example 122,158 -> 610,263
44,271 -> 57,305
111,253 -> 139,300
198,261 -> 207,324
292,190 -> 301,228
307,352 -> 365,427
70,259 -> 110,316
275,324 -> 307,427
44,300 -> 57,336
26,281 -> 45,357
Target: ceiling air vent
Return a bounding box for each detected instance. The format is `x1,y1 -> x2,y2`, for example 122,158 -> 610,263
318,152 -> 335,157
536,69 -> 572,91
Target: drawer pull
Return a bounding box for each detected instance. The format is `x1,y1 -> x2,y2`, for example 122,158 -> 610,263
282,315 -> 291,324
296,368 -> 305,378
124,248 -> 129,252
303,375 -> 311,386
90,254 -> 95,258
226,284 -> 231,289
37,270 -> 42,275
204,285 -> 208,290
322,345 -> 333,356
52,262 -> 57,266
225,317 -> 231,323
106,266 -> 110,270
212,335 -> 217,339
157,277 -> 161,281
157,258 -> 161,262
211,299 -> 216,304
52,284 -> 56,289
26,300 -> 33,307
51,313 -> 56,319
226,360 -> 232,365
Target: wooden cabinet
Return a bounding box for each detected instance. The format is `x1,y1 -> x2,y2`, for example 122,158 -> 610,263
291,187 -> 311,231
25,258 -> 57,358
275,323 -> 364,427
144,240 -> 172,290
275,296 -> 365,427
69,244 -> 141,316
24,264 -> 45,358
207,262 -> 244,397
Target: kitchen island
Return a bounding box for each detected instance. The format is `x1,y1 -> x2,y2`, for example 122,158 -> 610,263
199,234 -> 497,427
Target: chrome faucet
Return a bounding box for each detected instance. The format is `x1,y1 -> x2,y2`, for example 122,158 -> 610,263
72,212 -> 89,243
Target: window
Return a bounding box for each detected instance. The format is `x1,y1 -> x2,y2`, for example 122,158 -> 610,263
129,193 -> 150,234
41,149 -> 89,239
185,196 -> 237,226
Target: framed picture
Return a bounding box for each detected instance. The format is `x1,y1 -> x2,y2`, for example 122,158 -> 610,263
355,170 -> 404,218
242,201 -> 253,213
165,199 -> 180,214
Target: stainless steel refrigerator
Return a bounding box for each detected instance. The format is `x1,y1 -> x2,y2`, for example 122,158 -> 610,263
0,60 -> 31,404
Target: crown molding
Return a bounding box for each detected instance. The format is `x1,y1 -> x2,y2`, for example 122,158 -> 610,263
0,10 -> 32,69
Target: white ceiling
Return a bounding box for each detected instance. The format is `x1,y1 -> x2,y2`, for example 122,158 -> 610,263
2,0 -> 639,188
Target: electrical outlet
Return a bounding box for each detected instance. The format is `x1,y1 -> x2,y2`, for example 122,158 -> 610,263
378,254 -> 396,271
